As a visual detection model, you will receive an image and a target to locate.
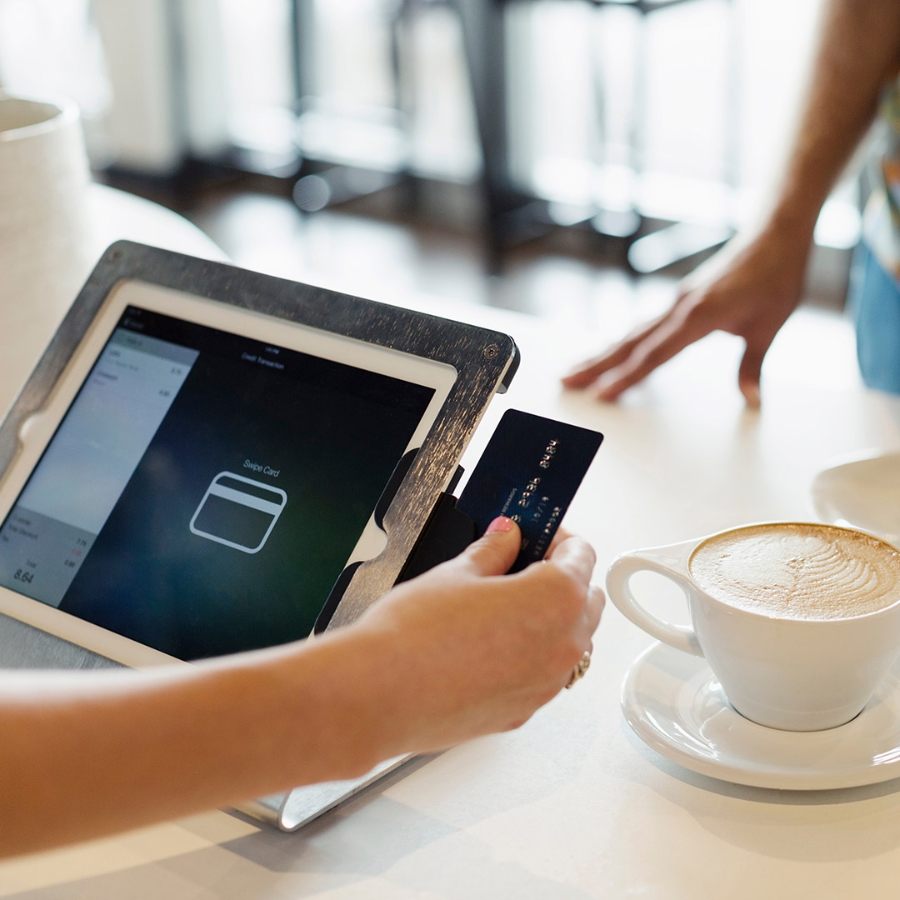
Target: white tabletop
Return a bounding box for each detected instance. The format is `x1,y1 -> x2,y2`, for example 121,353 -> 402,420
1,278 -> 900,898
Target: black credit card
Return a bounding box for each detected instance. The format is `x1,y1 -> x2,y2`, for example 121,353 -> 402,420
457,409 -> 603,572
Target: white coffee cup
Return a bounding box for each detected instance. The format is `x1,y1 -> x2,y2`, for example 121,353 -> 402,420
607,522 -> 900,731
0,93 -> 94,384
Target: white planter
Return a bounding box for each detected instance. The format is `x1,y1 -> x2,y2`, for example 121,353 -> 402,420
0,93 -> 93,384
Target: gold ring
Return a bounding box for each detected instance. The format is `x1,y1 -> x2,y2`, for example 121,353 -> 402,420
565,650 -> 592,689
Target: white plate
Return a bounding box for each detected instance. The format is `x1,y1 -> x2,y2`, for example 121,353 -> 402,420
811,450 -> 900,547
622,641 -> 900,790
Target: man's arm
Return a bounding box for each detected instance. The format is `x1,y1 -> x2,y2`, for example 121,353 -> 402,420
564,0 -> 900,405
0,521 -> 602,858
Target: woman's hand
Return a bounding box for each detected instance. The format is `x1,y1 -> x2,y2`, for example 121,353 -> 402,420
0,519 -> 600,856
349,518 -> 603,759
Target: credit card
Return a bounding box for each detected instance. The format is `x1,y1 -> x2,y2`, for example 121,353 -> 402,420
457,409 -> 603,572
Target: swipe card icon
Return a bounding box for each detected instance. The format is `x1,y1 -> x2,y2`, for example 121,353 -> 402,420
190,472 -> 287,554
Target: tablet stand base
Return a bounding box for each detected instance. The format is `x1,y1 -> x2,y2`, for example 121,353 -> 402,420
236,754 -> 412,831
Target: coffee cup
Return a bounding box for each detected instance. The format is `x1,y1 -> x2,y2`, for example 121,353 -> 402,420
606,522 -> 900,731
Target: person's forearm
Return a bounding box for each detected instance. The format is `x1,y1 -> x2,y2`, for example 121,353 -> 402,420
765,0 -> 900,242
561,0 -> 900,402
764,0 -> 900,241
0,525 -> 600,859
0,628 -> 391,857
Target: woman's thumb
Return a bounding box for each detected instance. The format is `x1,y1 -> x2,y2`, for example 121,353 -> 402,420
458,516 -> 521,577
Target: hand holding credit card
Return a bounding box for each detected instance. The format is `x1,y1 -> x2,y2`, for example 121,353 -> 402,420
457,409 -> 603,573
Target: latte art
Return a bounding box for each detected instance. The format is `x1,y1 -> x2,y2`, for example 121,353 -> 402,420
689,523 -> 900,620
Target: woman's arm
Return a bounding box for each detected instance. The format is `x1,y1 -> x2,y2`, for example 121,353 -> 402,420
564,0 -> 900,406
0,519 -> 602,857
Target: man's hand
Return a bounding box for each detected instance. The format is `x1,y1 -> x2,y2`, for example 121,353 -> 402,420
562,226 -> 812,407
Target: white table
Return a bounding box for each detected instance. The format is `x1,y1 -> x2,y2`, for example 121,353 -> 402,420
1,273 -> 900,898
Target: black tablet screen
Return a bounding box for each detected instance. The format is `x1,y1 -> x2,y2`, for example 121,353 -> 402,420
0,307 -> 434,659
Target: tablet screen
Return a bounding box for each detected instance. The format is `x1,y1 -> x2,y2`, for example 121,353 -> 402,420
0,306 -> 435,659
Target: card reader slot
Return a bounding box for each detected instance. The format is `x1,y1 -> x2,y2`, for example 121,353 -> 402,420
394,492 -> 475,585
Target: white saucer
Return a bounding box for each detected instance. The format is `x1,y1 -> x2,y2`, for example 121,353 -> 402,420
622,641 -> 900,790
811,450 -> 900,547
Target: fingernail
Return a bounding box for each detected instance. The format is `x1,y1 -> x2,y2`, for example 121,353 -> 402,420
486,516 -> 515,534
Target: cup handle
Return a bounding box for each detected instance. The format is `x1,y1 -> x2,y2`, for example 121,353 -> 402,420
606,546 -> 704,657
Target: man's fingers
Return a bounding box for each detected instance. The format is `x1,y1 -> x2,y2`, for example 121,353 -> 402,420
590,312 -> 713,401
738,343 -> 769,409
561,339 -> 644,389
562,313 -> 669,389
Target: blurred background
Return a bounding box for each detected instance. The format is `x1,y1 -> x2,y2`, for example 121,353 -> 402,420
0,0 -> 860,334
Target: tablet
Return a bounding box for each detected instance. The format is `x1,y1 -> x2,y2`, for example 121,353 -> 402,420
0,242 -> 518,670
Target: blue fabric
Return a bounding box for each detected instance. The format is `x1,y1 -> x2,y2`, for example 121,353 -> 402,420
850,240 -> 900,394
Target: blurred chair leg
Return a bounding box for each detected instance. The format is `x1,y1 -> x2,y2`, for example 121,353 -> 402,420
292,0 -> 315,114
588,2 -> 641,238
291,0 -> 413,211
454,0 -> 539,265
288,0 -> 739,272
625,0 -> 737,273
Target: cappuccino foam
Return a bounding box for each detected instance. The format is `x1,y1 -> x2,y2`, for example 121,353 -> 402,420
689,524 -> 900,620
